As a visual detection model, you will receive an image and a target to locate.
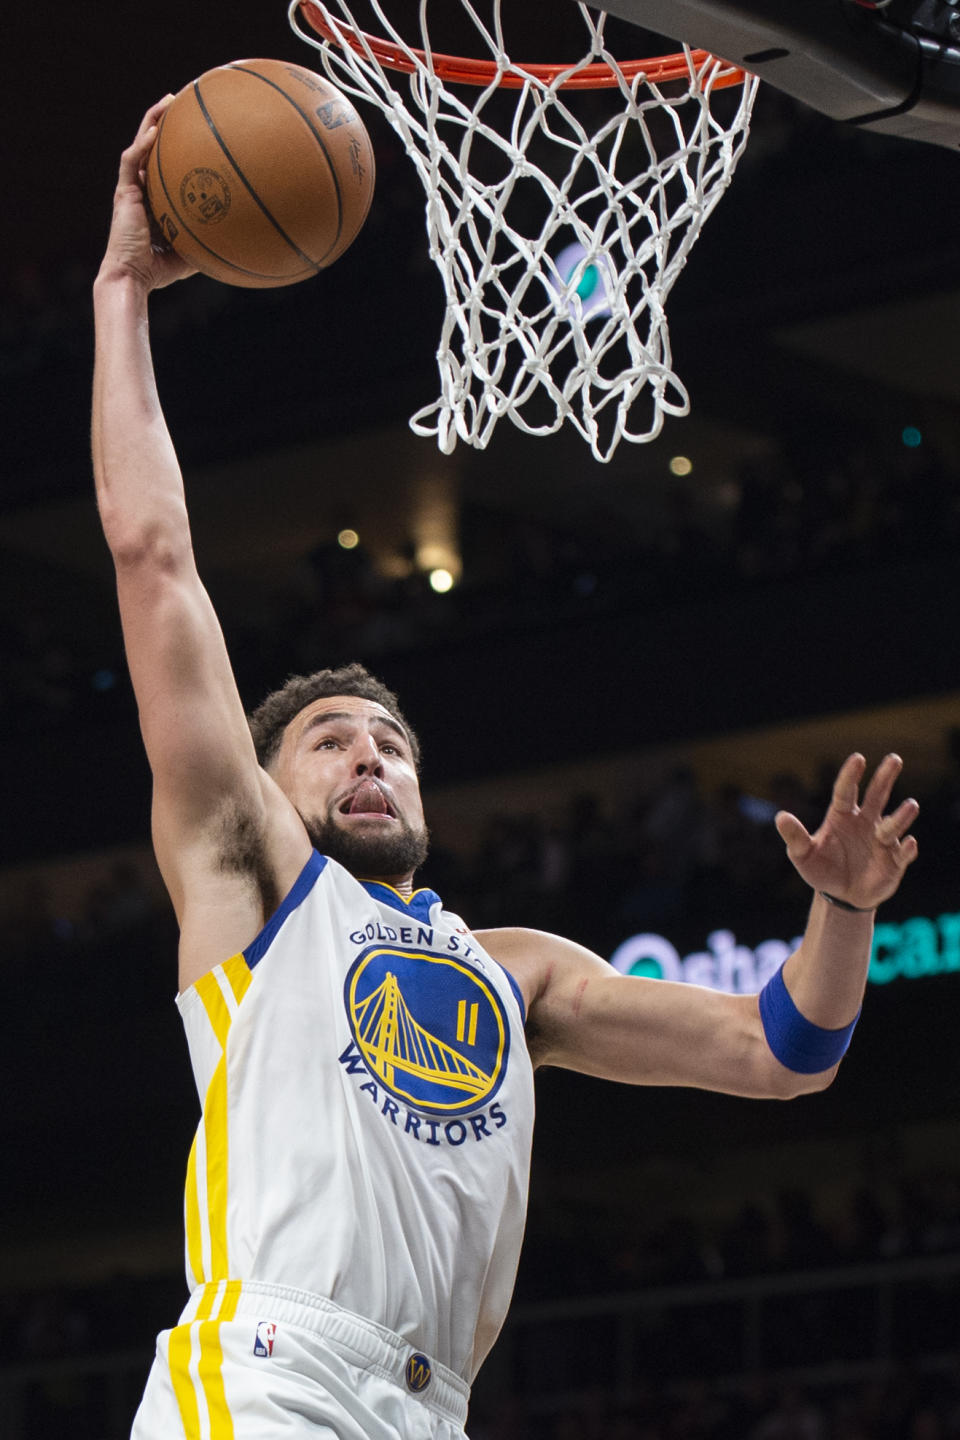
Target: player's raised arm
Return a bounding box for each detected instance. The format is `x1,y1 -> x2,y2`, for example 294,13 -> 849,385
483,754 -> 918,1097
92,102 -> 305,954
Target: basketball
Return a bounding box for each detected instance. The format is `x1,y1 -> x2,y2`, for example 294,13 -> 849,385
145,59 -> 375,288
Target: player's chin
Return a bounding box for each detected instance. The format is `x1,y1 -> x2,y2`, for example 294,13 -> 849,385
303,809 -> 430,875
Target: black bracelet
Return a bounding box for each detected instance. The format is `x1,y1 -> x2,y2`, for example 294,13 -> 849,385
819,890 -> 876,914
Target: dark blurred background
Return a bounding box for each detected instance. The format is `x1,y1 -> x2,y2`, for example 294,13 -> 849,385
3,2 -> 960,1436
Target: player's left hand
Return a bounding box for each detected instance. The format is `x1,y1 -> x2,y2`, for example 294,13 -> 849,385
775,752 -> 918,910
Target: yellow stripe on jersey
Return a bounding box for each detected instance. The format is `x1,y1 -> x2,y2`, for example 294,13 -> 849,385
186,956 -> 252,1286
175,966 -> 250,1431
195,969 -> 233,1051
185,1131 -> 204,1288
205,1055 -> 230,1277
222,953 -> 253,1008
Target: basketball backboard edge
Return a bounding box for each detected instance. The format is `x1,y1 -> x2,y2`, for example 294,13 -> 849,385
593,0 -> 960,149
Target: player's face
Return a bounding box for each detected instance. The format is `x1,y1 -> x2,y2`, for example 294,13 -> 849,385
271,695 -> 428,883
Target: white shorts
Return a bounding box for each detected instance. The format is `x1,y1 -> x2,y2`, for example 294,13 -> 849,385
130,1280 -> 471,1440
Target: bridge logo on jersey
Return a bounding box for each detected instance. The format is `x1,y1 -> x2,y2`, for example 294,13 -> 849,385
344,947 -> 510,1116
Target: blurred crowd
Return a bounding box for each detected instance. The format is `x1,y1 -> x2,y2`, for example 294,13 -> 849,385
515,1168 -> 960,1304
6,725 -> 958,961
430,736 -> 958,947
2,428 -> 959,746
474,1368 -> 960,1440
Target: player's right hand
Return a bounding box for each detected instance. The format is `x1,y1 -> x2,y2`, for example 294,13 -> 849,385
98,98 -> 197,291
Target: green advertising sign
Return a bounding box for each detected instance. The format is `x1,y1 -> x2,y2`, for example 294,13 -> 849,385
609,913 -> 960,993
869,913 -> 960,984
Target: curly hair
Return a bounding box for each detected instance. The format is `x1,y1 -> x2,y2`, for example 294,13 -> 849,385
247,663 -> 421,772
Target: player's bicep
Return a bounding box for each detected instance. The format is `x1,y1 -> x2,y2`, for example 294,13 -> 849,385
525,934 -> 791,1096
546,969 -> 755,1085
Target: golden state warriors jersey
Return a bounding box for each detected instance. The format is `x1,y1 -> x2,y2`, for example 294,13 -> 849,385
175,851 -> 535,1382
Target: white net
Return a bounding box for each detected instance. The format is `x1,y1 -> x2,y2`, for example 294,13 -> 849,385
290,0 -> 759,462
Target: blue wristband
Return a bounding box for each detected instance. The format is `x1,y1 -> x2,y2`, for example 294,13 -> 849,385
758,965 -> 860,1074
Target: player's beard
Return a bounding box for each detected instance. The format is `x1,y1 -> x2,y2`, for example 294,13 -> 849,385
300,808 -> 430,881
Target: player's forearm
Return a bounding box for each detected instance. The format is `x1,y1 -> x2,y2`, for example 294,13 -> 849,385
92,272 -> 192,564
779,890 -> 873,1029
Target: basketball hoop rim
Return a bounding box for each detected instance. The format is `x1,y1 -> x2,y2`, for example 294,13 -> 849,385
298,0 -> 749,91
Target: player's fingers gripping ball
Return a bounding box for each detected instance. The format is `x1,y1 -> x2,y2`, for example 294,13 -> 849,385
145,59 -> 375,288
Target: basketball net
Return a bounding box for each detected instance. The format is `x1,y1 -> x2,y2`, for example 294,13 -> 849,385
291,1 -> 758,462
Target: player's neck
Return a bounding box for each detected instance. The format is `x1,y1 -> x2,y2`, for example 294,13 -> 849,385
360,873 -> 416,898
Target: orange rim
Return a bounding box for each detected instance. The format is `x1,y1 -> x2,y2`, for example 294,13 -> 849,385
299,1 -> 748,91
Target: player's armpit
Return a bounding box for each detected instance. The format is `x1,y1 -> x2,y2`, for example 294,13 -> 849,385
119,557 -> 309,920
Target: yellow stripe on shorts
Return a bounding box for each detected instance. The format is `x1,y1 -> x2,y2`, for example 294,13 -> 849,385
168,1283 -> 217,1440
169,1281 -> 243,1440
198,1281 -> 242,1440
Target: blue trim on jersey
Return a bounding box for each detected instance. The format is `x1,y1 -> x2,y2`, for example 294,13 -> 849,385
500,968 -> 527,1025
359,881 -> 441,924
244,850 -> 328,970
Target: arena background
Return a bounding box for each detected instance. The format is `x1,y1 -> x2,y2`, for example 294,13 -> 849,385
3,3 -> 960,1436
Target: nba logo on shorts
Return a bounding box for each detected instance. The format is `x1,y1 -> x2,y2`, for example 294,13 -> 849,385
253,1321 -> 276,1358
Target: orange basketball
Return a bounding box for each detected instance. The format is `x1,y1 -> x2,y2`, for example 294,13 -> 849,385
145,59 -> 375,288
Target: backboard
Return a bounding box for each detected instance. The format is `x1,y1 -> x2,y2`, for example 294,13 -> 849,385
594,0 -> 960,149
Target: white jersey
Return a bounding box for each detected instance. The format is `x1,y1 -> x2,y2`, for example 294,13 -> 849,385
176,851 -> 535,1383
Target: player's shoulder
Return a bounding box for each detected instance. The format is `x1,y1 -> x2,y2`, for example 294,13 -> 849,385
473,925 -> 609,1014
473,924 -> 559,965
475,925 -> 607,965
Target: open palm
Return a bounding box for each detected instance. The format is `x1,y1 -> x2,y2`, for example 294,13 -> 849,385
775,753 -> 918,911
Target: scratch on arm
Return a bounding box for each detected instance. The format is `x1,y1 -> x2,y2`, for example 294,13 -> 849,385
571,976 -> 589,1019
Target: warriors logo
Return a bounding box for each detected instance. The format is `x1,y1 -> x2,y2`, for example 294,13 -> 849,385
344,948 -> 510,1116
405,1352 -> 432,1393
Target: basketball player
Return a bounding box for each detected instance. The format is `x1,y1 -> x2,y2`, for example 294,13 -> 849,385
94,100 -> 919,1440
